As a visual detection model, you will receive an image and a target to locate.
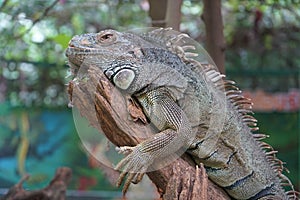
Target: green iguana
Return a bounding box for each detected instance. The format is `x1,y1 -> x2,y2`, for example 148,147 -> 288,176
65,28 -> 299,200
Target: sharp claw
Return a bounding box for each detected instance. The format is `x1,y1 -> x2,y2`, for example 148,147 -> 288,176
114,145 -> 150,195
132,173 -> 144,184
114,159 -> 126,171
116,171 -> 127,187
137,173 -> 144,182
116,146 -> 135,154
122,173 -> 136,194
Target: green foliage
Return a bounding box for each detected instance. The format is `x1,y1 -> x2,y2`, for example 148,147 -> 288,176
52,34 -> 72,49
255,112 -> 299,189
1,0 -> 299,107
71,13 -> 84,34
223,1 -> 300,91
0,0 -> 151,108
181,0 -> 204,38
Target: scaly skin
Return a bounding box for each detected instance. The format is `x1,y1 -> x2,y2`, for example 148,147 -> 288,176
66,28 -> 298,200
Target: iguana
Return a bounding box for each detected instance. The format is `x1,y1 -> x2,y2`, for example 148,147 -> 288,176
65,28 -> 299,200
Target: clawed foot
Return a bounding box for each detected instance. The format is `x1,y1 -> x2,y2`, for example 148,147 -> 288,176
115,145 -> 152,194
116,146 -> 135,155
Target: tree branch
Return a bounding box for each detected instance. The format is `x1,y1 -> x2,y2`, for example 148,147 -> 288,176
67,65 -> 230,200
2,167 -> 72,200
202,0 -> 226,74
14,0 -> 60,39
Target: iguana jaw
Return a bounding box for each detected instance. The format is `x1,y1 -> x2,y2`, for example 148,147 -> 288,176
66,60 -> 80,77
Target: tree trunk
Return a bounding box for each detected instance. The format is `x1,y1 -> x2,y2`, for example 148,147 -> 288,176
149,0 -> 167,27
67,65 -> 231,200
165,0 -> 182,31
202,0 -> 226,74
149,0 -> 182,31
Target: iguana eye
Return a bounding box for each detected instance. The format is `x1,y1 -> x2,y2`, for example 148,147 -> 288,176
113,68 -> 135,90
97,31 -> 116,44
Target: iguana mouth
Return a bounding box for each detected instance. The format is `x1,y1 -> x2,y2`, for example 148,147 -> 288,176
65,46 -> 82,73
65,47 -> 93,77
66,46 -> 97,55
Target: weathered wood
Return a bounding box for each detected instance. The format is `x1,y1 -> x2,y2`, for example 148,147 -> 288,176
68,65 -> 230,199
2,167 -> 72,200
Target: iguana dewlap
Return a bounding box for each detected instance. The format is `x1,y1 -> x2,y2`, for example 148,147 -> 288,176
66,28 -> 298,200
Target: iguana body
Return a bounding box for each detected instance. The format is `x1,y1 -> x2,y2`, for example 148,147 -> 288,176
66,28 -> 298,199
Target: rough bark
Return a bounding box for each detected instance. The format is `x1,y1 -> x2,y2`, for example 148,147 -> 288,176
202,0 -> 226,74
67,65 -> 230,200
2,167 -> 72,200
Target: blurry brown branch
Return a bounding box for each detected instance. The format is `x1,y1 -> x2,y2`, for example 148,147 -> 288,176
30,0 -> 60,29
14,0 -> 60,39
67,65 -> 230,199
2,167 -> 72,200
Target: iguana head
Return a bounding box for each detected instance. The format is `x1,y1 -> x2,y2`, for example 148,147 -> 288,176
65,29 -> 188,96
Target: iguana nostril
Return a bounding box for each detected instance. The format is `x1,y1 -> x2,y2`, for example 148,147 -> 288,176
80,38 -> 90,45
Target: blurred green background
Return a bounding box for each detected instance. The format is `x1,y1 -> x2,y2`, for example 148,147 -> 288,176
0,0 -> 299,198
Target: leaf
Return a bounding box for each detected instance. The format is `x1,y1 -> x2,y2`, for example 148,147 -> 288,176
71,13 -> 84,33
52,34 -> 72,49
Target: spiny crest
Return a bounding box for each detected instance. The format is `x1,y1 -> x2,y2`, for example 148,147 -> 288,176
138,28 -> 217,71
138,27 -> 177,48
142,28 -> 299,199
145,28 -> 256,132
149,28 -> 227,94
219,68 -> 298,199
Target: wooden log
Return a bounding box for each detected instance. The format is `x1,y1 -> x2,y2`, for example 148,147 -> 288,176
67,65 -> 230,200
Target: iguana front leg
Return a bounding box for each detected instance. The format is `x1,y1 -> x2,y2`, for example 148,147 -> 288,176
114,88 -> 195,193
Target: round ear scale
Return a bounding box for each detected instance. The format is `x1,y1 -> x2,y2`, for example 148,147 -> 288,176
113,68 -> 135,90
